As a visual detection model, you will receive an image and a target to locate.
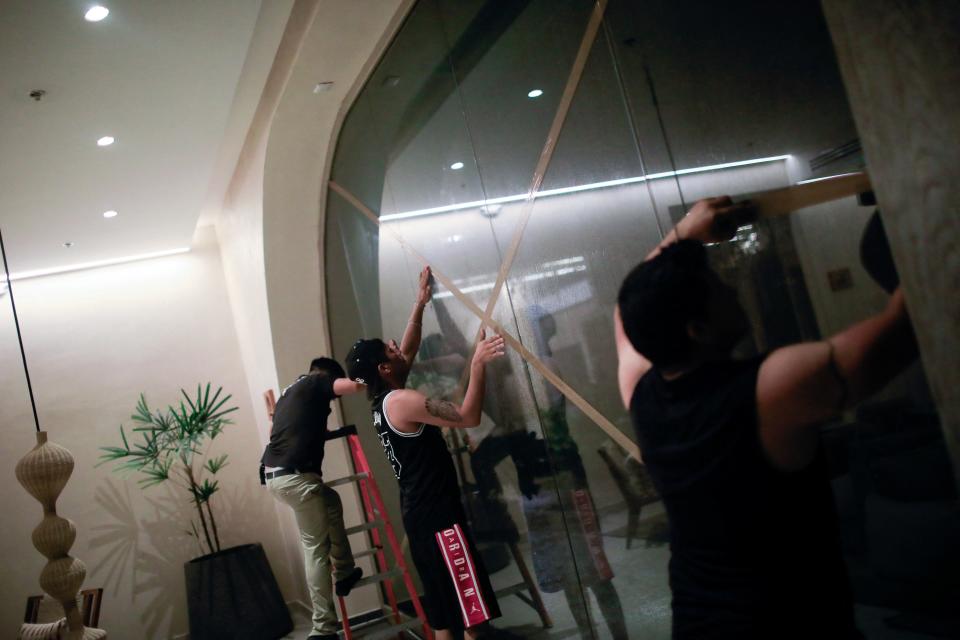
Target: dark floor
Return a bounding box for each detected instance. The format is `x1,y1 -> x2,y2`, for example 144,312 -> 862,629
284,501 -> 950,639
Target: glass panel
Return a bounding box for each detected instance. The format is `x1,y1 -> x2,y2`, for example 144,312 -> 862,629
326,1 -> 951,638
327,0 -> 590,633
488,25 -> 662,439
440,0 -> 598,199
528,363 -> 670,638
366,0 -> 519,321
483,25 -> 671,638
606,0 -> 859,178
603,2 -> 952,636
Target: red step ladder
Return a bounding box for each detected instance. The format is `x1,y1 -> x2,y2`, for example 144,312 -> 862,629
329,424 -> 433,640
264,390 -> 432,640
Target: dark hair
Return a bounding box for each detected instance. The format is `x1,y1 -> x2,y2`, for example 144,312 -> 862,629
310,357 -> 346,380
345,339 -> 389,399
617,240 -> 711,368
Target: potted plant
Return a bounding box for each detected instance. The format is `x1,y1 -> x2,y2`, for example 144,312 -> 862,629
99,384 -> 292,639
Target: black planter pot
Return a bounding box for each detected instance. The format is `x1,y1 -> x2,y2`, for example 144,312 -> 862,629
184,543 -> 293,640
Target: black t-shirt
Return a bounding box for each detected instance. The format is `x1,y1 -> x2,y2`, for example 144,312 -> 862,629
371,390 -> 461,519
261,373 -> 337,473
630,357 -> 858,639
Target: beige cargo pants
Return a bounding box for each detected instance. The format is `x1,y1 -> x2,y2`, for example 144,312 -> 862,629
268,472 -> 356,636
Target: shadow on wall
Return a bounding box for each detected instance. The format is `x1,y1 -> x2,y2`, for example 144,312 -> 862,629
89,479 -> 280,637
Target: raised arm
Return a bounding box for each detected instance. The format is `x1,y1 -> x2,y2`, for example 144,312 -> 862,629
617,196 -> 754,408
615,305 -> 652,409
332,378 -> 366,396
400,266 -> 433,363
386,331 -> 505,430
757,288 -> 917,470
408,289 -> 468,376
645,196 -> 756,261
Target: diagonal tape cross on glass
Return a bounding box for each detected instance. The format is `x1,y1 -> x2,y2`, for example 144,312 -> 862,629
328,0 -> 872,465
471,0 -> 610,339
445,0 -> 609,406
328,180 -> 641,461
328,0 -> 641,460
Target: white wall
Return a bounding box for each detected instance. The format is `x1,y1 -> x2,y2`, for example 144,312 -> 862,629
215,84 -> 311,613
213,0 -> 312,609
0,230 -> 290,638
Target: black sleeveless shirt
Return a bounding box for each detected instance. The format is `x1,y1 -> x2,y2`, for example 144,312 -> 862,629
630,357 -> 858,639
371,390 -> 461,518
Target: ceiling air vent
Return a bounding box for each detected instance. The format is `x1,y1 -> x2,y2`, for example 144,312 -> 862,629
809,139 -> 861,172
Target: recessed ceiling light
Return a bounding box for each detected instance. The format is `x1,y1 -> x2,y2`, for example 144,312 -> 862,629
63,241 -> 74,248
85,5 -> 109,22
313,82 -> 334,94
450,162 -> 465,170
97,136 -> 115,147
102,210 -> 118,218
527,89 -> 544,98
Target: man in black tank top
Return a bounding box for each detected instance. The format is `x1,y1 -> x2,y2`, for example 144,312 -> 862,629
615,197 -> 917,638
346,267 -> 507,640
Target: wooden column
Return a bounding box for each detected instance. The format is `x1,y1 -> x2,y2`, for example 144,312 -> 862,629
821,0 -> 960,486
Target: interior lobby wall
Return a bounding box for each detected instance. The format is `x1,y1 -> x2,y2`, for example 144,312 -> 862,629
214,0 -> 322,610
0,231 -> 291,638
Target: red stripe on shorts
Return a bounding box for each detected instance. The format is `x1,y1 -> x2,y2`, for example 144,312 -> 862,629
435,523 -> 491,627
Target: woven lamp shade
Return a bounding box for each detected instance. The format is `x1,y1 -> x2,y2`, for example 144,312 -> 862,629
16,431 -> 102,639
32,515 -> 77,557
15,432 -> 73,508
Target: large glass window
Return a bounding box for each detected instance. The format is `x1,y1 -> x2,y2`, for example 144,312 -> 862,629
325,1 -> 953,637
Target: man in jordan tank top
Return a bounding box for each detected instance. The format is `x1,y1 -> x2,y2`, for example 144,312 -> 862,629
346,266 -> 508,640
615,196 -> 917,639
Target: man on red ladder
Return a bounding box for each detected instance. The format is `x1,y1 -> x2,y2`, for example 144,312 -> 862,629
346,266 -> 507,640
261,357 -> 367,640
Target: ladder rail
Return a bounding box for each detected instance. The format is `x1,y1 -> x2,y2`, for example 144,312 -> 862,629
329,430 -> 433,640
326,425 -> 401,640
343,431 -> 400,625
357,475 -> 402,625
347,433 -> 433,640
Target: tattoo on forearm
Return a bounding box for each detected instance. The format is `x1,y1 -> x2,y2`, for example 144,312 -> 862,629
425,398 -> 463,423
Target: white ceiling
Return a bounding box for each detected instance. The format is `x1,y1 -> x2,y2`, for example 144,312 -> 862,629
0,0 -> 287,276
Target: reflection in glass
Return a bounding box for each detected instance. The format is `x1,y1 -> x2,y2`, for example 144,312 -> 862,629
324,1 -> 952,638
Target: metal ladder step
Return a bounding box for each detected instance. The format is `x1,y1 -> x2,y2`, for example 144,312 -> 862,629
345,520 -> 384,536
495,582 -> 528,598
326,471 -> 370,488
352,568 -> 403,590
356,617 -> 423,640
352,546 -> 383,560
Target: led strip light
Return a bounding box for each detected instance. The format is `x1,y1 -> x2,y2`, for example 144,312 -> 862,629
0,247 -> 190,283
379,155 -> 791,222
